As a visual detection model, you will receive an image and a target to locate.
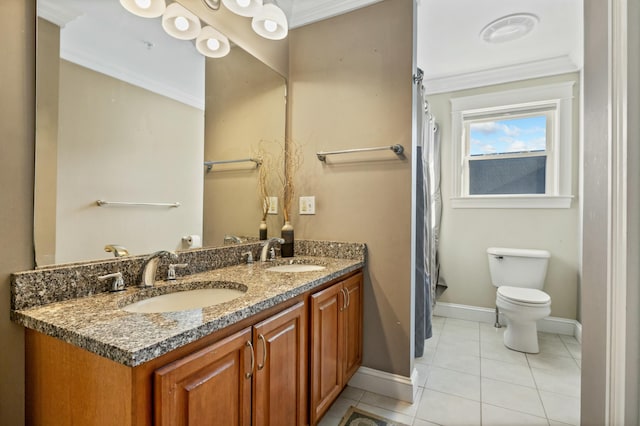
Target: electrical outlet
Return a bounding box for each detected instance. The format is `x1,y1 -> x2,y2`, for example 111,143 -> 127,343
267,197 -> 278,214
299,196 -> 315,215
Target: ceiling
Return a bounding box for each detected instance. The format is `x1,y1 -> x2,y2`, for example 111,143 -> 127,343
287,0 -> 582,93
39,0 -> 583,97
416,0 -> 583,94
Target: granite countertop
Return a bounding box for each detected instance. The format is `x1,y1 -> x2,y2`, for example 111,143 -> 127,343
12,255 -> 364,367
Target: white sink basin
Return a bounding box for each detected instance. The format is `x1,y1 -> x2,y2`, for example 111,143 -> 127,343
122,288 -> 246,313
266,264 -> 326,273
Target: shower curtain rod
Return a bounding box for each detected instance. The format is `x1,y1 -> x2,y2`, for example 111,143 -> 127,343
413,68 -> 424,85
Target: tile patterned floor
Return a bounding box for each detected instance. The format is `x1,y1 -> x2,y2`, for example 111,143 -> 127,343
318,316 -> 581,426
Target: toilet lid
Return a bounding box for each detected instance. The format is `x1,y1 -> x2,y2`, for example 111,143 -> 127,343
498,286 -> 550,304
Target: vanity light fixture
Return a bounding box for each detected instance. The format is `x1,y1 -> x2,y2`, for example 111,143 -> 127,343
480,13 -> 539,44
221,0 -> 263,17
162,2 -> 201,40
251,3 -> 288,40
120,0 -> 166,18
196,26 -> 231,58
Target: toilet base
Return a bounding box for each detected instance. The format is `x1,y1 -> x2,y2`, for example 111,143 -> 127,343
503,320 -> 540,353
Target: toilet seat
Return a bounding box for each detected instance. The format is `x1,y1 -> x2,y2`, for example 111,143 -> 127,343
497,286 -> 550,306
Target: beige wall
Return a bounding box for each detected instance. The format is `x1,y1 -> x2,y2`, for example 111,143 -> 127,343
429,73 -> 581,320
34,18 -> 59,266
54,61 -> 204,263
203,47 -> 286,245
289,0 -> 414,376
0,1 -> 34,424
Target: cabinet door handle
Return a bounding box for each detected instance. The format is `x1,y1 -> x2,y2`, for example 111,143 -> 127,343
245,340 -> 255,379
345,287 -> 350,308
257,334 -> 267,370
340,288 -> 347,311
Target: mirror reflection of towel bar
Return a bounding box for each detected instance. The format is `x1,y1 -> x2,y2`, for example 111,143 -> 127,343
96,200 -> 181,208
204,157 -> 262,172
317,144 -> 404,162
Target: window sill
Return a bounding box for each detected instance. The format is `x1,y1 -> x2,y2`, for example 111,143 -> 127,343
450,195 -> 574,209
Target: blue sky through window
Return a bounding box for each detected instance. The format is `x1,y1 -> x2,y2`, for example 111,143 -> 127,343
469,115 -> 547,156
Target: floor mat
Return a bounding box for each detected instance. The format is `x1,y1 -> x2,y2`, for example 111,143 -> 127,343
338,406 -> 409,426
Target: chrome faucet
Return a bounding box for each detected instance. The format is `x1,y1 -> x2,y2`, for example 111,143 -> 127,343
167,263 -> 188,280
98,272 -> 125,292
260,238 -> 284,262
139,251 -> 178,287
104,244 -> 129,257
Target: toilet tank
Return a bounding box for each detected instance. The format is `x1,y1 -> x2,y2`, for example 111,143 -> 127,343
487,247 -> 550,289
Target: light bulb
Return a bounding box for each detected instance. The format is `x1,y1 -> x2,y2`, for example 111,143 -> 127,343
134,0 -> 152,9
263,19 -> 277,33
174,16 -> 189,32
206,38 -> 221,51
237,0 -> 251,7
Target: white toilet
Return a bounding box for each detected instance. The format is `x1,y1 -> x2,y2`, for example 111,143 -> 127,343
487,247 -> 551,353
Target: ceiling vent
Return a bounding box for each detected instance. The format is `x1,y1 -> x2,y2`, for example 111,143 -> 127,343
480,13 -> 539,44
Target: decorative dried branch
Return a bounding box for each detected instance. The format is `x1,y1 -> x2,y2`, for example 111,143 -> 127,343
278,139 -> 303,223
256,141 -> 274,221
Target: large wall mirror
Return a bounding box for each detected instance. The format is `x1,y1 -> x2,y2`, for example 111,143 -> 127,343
34,0 -> 286,266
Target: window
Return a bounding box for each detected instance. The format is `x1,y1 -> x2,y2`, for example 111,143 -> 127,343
467,112 -> 550,195
450,82 -> 574,208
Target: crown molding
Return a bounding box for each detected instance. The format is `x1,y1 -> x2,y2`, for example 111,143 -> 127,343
37,0 -> 83,27
60,46 -> 205,111
424,55 -> 581,95
290,0 -> 382,28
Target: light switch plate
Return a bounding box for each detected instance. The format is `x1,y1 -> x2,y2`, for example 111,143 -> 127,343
267,197 -> 278,214
299,196 -> 315,215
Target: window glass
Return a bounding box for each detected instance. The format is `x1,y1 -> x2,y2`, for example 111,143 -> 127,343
466,114 -> 548,195
469,156 -> 546,194
469,115 -> 547,156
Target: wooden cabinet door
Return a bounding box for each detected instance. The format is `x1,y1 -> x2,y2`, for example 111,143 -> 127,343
154,327 -> 253,426
343,273 -> 363,382
310,283 -> 345,425
252,301 -> 307,426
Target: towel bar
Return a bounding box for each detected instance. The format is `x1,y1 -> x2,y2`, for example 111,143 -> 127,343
316,144 -> 404,162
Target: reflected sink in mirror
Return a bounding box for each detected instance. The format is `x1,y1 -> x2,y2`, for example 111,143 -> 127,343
266,264 -> 327,273
122,283 -> 247,313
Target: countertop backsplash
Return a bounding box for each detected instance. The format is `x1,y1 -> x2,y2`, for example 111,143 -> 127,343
11,239 -> 366,311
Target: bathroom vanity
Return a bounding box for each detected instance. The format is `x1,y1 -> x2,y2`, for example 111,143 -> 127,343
11,241 -> 365,425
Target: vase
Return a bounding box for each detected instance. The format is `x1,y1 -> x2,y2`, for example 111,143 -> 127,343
281,221 -> 294,257
259,220 -> 268,240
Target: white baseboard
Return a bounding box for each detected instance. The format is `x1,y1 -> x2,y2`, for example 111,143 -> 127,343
433,301 -> 581,336
574,321 -> 582,343
347,366 -> 417,403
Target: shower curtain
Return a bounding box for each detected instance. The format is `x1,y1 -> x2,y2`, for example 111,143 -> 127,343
414,70 -> 441,357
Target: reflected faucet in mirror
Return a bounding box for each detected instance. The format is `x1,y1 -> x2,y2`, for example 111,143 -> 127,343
224,235 -> 244,244
104,245 -> 130,258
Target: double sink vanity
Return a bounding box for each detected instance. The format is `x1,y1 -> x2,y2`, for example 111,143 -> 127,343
11,240 -> 366,425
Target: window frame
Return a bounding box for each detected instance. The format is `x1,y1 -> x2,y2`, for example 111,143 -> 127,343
450,82 -> 575,209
